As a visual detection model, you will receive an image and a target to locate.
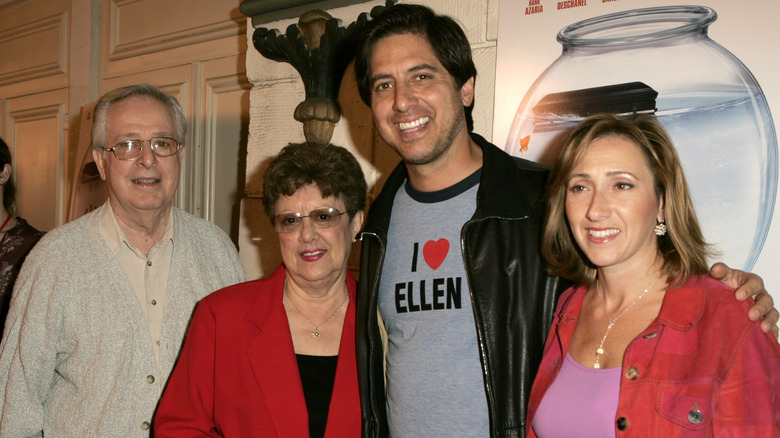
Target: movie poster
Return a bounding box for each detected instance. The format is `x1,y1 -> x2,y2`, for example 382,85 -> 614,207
494,0 -> 779,297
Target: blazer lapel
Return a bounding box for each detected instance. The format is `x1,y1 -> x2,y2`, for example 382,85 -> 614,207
324,274 -> 362,437
245,267 -> 309,437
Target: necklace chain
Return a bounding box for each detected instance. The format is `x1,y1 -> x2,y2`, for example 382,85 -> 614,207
286,290 -> 348,341
593,277 -> 659,369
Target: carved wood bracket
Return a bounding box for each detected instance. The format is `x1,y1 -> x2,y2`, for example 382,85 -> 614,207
241,0 -> 393,145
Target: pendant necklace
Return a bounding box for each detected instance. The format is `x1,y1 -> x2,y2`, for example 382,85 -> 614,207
593,277 -> 658,369
286,290 -> 348,341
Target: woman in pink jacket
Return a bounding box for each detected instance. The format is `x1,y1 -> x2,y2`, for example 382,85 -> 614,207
527,113 -> 780,437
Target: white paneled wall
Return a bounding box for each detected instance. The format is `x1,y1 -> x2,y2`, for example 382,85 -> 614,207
7,89 -> 68,231
0,0 -> 71,230
0,0 -> 248,244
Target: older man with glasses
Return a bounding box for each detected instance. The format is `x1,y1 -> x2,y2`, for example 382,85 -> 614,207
0,83 -> 246,437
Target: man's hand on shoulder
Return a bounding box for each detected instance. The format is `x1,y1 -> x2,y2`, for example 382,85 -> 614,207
709,262 -> 778,337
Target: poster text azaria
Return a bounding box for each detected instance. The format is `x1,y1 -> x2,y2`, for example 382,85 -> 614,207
526,0 -> 543,15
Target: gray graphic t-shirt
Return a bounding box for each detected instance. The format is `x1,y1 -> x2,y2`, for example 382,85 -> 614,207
378,169 -> 489,436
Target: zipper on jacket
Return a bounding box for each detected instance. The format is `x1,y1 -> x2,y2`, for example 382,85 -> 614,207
359,230 -> 386,429
460,214 -> 530,436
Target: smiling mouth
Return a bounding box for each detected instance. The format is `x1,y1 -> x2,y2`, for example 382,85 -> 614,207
301,249 -> 325,257
132,178 -> 160,184
588,229 -> 620,238
397,117 -> 430,132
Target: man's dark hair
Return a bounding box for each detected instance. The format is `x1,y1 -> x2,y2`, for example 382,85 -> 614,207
354,4 -> 477,128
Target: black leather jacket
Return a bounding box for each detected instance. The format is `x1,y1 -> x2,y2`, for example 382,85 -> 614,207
357,134 -> 570,438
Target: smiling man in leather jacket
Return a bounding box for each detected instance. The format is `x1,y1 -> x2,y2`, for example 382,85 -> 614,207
352,4 -> 776,437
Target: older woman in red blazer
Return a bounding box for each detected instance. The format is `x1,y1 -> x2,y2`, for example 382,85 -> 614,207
155,143 -> 366,438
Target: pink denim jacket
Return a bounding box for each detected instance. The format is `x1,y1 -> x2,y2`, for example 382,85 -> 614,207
527,275 -> 780,437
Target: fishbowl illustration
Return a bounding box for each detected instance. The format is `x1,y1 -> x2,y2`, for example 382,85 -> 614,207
506,5 -> 778,270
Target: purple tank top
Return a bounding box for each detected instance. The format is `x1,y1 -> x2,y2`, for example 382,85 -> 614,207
532,353 -> 621,437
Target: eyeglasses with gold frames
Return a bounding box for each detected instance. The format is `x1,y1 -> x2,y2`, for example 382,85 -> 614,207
102,137 -> 181,161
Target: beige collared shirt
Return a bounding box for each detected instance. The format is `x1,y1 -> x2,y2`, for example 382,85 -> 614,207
96,201 -> 174,368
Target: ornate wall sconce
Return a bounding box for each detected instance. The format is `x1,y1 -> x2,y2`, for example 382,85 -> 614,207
241,1 -> 393,145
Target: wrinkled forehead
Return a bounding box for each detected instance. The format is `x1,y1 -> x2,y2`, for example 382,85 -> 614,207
106,96 -> 176,138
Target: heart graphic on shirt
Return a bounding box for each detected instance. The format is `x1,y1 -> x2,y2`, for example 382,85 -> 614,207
423,239 -> 449,270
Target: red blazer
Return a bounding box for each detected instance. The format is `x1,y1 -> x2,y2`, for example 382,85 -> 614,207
526,275 -> 780,437
155,265 -> 361,437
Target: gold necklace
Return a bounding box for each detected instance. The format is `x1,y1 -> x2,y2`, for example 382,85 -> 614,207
593,277 -> 658,369
286,290 -> 348,341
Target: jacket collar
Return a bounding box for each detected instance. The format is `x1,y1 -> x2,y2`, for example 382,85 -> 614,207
557,276 -> 709,331
242,264 -> 359,335
362,133 -> 541,238
243,265 -> 287,329
472,133 -> 536,219
243,266 -> 307,436
654,276 -> 708,330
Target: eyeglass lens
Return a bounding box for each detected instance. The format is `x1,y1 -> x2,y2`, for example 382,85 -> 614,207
274,208 -> 346,232
110,137 -> 179,160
